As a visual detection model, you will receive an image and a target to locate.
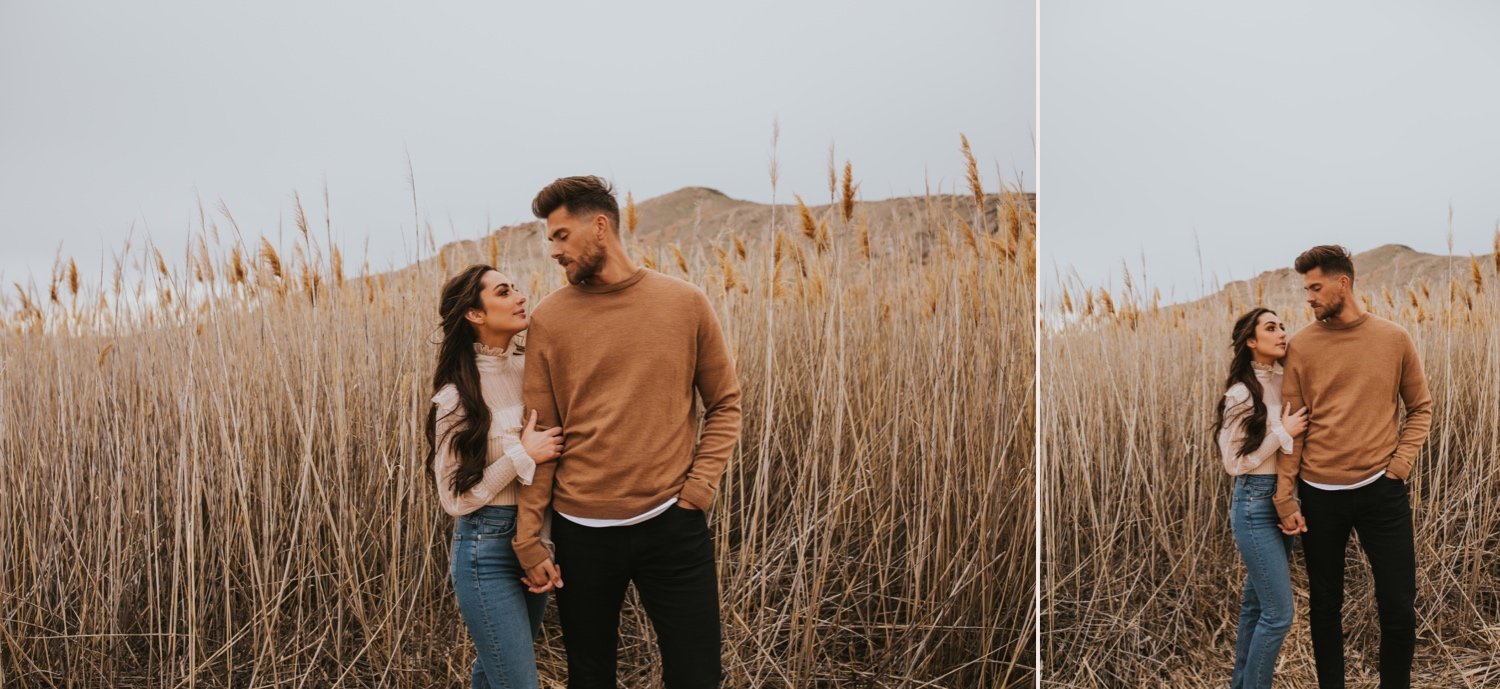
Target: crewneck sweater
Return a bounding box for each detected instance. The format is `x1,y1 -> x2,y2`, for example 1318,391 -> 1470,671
1218,361 -> 1294,476
1272,313 -> 1433,518
431,341 -> 536,516
514,268 -> 742,570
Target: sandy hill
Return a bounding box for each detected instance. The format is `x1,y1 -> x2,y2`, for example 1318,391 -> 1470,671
407,187 -> 1034,277
1213,243 -> 1496,313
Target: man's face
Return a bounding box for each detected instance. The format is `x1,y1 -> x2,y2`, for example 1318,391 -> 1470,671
1302,267 -> 1349,320
546,206 -> 608,284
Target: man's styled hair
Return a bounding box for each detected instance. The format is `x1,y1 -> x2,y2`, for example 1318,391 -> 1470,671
531,176 -> 620,233
1294,244 -> 1356,285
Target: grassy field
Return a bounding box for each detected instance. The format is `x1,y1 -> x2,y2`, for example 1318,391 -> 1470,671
0,143 -> 1035,687
1041,248 -> 1500,687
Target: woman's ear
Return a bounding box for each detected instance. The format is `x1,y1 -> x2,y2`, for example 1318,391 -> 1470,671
465,306 -> 485,327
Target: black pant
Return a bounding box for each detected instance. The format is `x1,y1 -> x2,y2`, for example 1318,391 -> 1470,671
552,504 -> 721,689
1299,475 -> 1416,689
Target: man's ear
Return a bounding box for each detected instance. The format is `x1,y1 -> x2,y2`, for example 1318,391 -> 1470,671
594,213 -> 611,239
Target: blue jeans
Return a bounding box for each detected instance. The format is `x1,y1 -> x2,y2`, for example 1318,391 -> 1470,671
450,505 -> 548,689
1230,474 -> 1294,689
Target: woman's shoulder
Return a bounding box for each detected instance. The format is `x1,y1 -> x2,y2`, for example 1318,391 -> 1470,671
432,383 -> 459,410
1223,382 -> 1252,406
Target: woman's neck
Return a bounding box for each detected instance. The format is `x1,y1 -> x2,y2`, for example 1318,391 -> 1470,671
475,330 -> 516,352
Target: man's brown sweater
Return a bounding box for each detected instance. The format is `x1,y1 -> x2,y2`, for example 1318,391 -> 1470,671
513,268 -> 742,569
1273,313 -> 1432,518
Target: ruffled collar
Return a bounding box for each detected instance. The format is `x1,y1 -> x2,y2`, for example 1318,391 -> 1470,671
473,340 -> 518,358
1251,360 -> 1283,378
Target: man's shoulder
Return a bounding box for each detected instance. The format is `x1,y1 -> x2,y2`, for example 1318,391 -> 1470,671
1366,314 -> 1413,338
642,269 -> 709,301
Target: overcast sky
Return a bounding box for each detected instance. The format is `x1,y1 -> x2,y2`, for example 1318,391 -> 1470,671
1,1 -> 1033,286
1042,1 -> 1500,303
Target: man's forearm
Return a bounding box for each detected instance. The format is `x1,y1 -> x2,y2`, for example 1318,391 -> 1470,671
513,462 -> 556,570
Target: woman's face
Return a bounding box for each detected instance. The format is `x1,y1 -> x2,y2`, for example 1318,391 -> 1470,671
466,270 -> 529,336
1247,311 -> 1287,360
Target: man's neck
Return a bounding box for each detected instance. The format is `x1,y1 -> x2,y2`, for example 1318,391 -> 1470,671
583,246 -> 640,287
1325,296 -> 1367,327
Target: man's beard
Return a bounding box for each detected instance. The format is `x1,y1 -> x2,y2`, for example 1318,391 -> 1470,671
1317,294 -> 1345,320
566,243 -> 607,284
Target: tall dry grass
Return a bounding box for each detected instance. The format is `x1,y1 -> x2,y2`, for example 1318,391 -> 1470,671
0,144 -> 1034,687
1041,249 -> 1500,688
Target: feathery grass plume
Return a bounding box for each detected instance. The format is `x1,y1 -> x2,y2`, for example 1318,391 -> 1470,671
1151,287 -> 1161,314
626,192 -> 639,235
67,259 -> 79,297
670,244 -> 689,274
733,234 -> 747,261
840,161 -> 856,224
330,244 -> 344,288
1469,254 -> 1483,293
1420,280 -> 1431,300
1099,288 -> 1115,316
1383,286 -> 1395,308
1084,288 -> 1095,316
228,246 -> 246,285
150,246 -> 169,280
13,283 -> 34,316
795,195 -> 817,242
294,191 -> 310,240
714,246 -> 736,291
1254,279 -> 1263,305
49,271 -> 59,305
640,253 -> 658,271
953,211 -> 980,253
1407,288 -> 1420,308
259,237 -> 282,280
827,145 -> 837,201
858,214 -> 871,260
1061,287 -> 1074,314
486,234 -> 500,268
960,134 -> 984,213
815,220 -> 830,254
1493,226 -> 1500,274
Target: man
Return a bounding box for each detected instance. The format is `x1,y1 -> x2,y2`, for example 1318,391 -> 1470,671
1274,245 -> 1432,689
512,175 -> 742,689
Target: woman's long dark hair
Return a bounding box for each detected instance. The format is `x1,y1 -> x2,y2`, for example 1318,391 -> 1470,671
1213,307 -> 1277,457
425,264 -> 498,496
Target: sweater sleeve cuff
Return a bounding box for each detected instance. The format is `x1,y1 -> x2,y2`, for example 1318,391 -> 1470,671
1272,427 -> 1294,454
514,536 -> 552,571
679,478 -> 716,510
502,441 -> 537,486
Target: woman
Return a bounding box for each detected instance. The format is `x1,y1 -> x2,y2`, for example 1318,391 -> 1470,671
427,264 -> 563,689
1214,307 -> 1308,689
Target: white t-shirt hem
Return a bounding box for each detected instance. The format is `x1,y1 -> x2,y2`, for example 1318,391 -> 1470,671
1304,469 -> 1386,491
557,498 -> 678,528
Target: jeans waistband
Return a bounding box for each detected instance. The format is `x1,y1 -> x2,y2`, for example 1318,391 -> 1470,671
1234,474 -> 1277,486
463,504 -> 518,518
